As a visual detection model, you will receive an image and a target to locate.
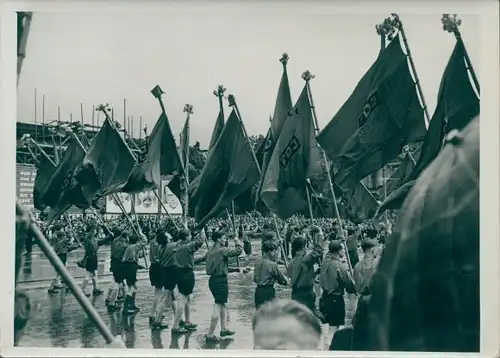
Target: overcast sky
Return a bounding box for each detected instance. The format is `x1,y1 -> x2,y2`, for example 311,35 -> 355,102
17,5 -> 479,148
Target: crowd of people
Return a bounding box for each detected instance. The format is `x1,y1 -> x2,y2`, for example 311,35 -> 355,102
15,114 -> 479,353
17,210 -> 390,349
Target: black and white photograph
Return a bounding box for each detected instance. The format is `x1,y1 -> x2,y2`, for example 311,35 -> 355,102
2,1 -> 499,356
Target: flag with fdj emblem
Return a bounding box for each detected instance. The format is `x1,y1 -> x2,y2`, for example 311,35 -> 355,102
123,112 -> 182,194
334,35 -> 425,192
317,36 -> 426,162
260,85 -> 323,219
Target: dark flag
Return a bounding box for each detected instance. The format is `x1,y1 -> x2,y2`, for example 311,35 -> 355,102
76,118 -> 136,202
256,61 -> 293,212
377,40 -> 480,214
339,182 -> 379,224
123,113 -> 182,193
191,110 -> 260,228
33,151 -> 56,211
187,110 -> 225,198
46,137 -> 87,220
317,36 -> 425,161
333,35 -> 425,192
260,85 -> 323,219
381,144 -> 422,198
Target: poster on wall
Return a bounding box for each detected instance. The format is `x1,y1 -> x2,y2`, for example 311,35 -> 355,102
160,180 -> 183,216
106,193 -> 132,214
134,190 -> 159,214
16,164 -> 36,209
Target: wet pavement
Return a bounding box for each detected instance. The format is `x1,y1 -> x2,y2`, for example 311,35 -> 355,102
16,241 -> 357,350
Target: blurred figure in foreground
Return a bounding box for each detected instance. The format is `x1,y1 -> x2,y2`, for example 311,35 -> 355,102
252,299 -> 322,350
351,117 -> 480,352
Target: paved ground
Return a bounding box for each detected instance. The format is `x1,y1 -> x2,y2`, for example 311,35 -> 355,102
16,242 -> 357,350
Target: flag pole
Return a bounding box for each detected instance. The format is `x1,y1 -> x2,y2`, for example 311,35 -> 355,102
92,105 -> 95,128
378,14 -> 431,127
228,94 -> 288,269
95,105 -> 148,267
80,102 -> 84,124
441,14 -> 480,94
42,94 -> 45,142
302,70 -> 353,276
16,200 -> 116,344
34,88 -> 38,144
305,184 -> 314,223
139,116 -> 143,139
182,104 -> 193,229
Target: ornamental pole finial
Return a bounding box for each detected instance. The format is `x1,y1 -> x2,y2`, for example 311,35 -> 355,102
441,14 -> 462,35
301,70 -> 315,82
279,53 -> 289,67
183,104 -> 194,114
227,94 -> 236,107
213,85 -> 226,99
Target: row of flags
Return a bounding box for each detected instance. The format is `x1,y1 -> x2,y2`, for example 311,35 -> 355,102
33,109 -> 183,222
32,25 -> 479,226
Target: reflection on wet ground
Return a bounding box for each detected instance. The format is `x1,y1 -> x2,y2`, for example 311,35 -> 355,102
17,241 -> 356,349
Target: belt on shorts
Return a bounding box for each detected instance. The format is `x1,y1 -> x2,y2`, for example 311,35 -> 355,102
292,286 -> 313,292
257,284 -> 274,289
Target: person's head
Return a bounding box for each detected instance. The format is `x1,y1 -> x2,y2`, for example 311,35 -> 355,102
261,241 -> 277,259
328,240 -> 344,258
252,299 -> 321,350
155,229 -> 166,245
361,238 -> 377,258
211,230 -> 227,247
178,229 -> 191,242
129,233 -> 139,245
291,236 -> 306,257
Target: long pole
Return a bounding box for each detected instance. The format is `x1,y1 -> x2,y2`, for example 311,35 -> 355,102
131,116 -> 134,139
123,98 -> 126,132
182,104 -> 193,229
154,190 -> 180,229
34,88 -> 38,145
139,116 -> 143,139
305,184 -> 314,223
92,105 -> 95,128
16,200 -> 115,343
302,70 -> 353,275
42,94 -> 45,142
228,94 -> 288,269
80,103 -> 84,124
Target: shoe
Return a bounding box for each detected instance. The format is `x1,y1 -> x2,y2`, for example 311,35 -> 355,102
84,292 -> 91,297
152,322 -> 169,330
172,326 -> 188,335
107,304 -> 118,313
220,329 -> 235,337
205,335 -> 220,343
183,322 -> 198,331
179,319 -> 185,327
105,299 -> 110,306
93,289 -> 104,296
117,295 -> 124,302
47,287 -> 59,294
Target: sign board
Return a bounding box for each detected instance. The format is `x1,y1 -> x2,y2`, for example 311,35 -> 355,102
16,164 -> 36,209
134,189 -> 159,214
160,180 -> 183,216
106,193 -> 133,214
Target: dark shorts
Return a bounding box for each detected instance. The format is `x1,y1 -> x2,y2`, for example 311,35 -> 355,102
149,263 -> 163,289
123,262 -> 138,286
176,267 -> 195,296
110,259 -> 125,283
85,255 -> 98,273
162,266 -> 177,291
319,292 -> 345,327
254,285 -> 275,310
291,287 -> 316,313
57,253 -> 67,266
209,275 -> 228,305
